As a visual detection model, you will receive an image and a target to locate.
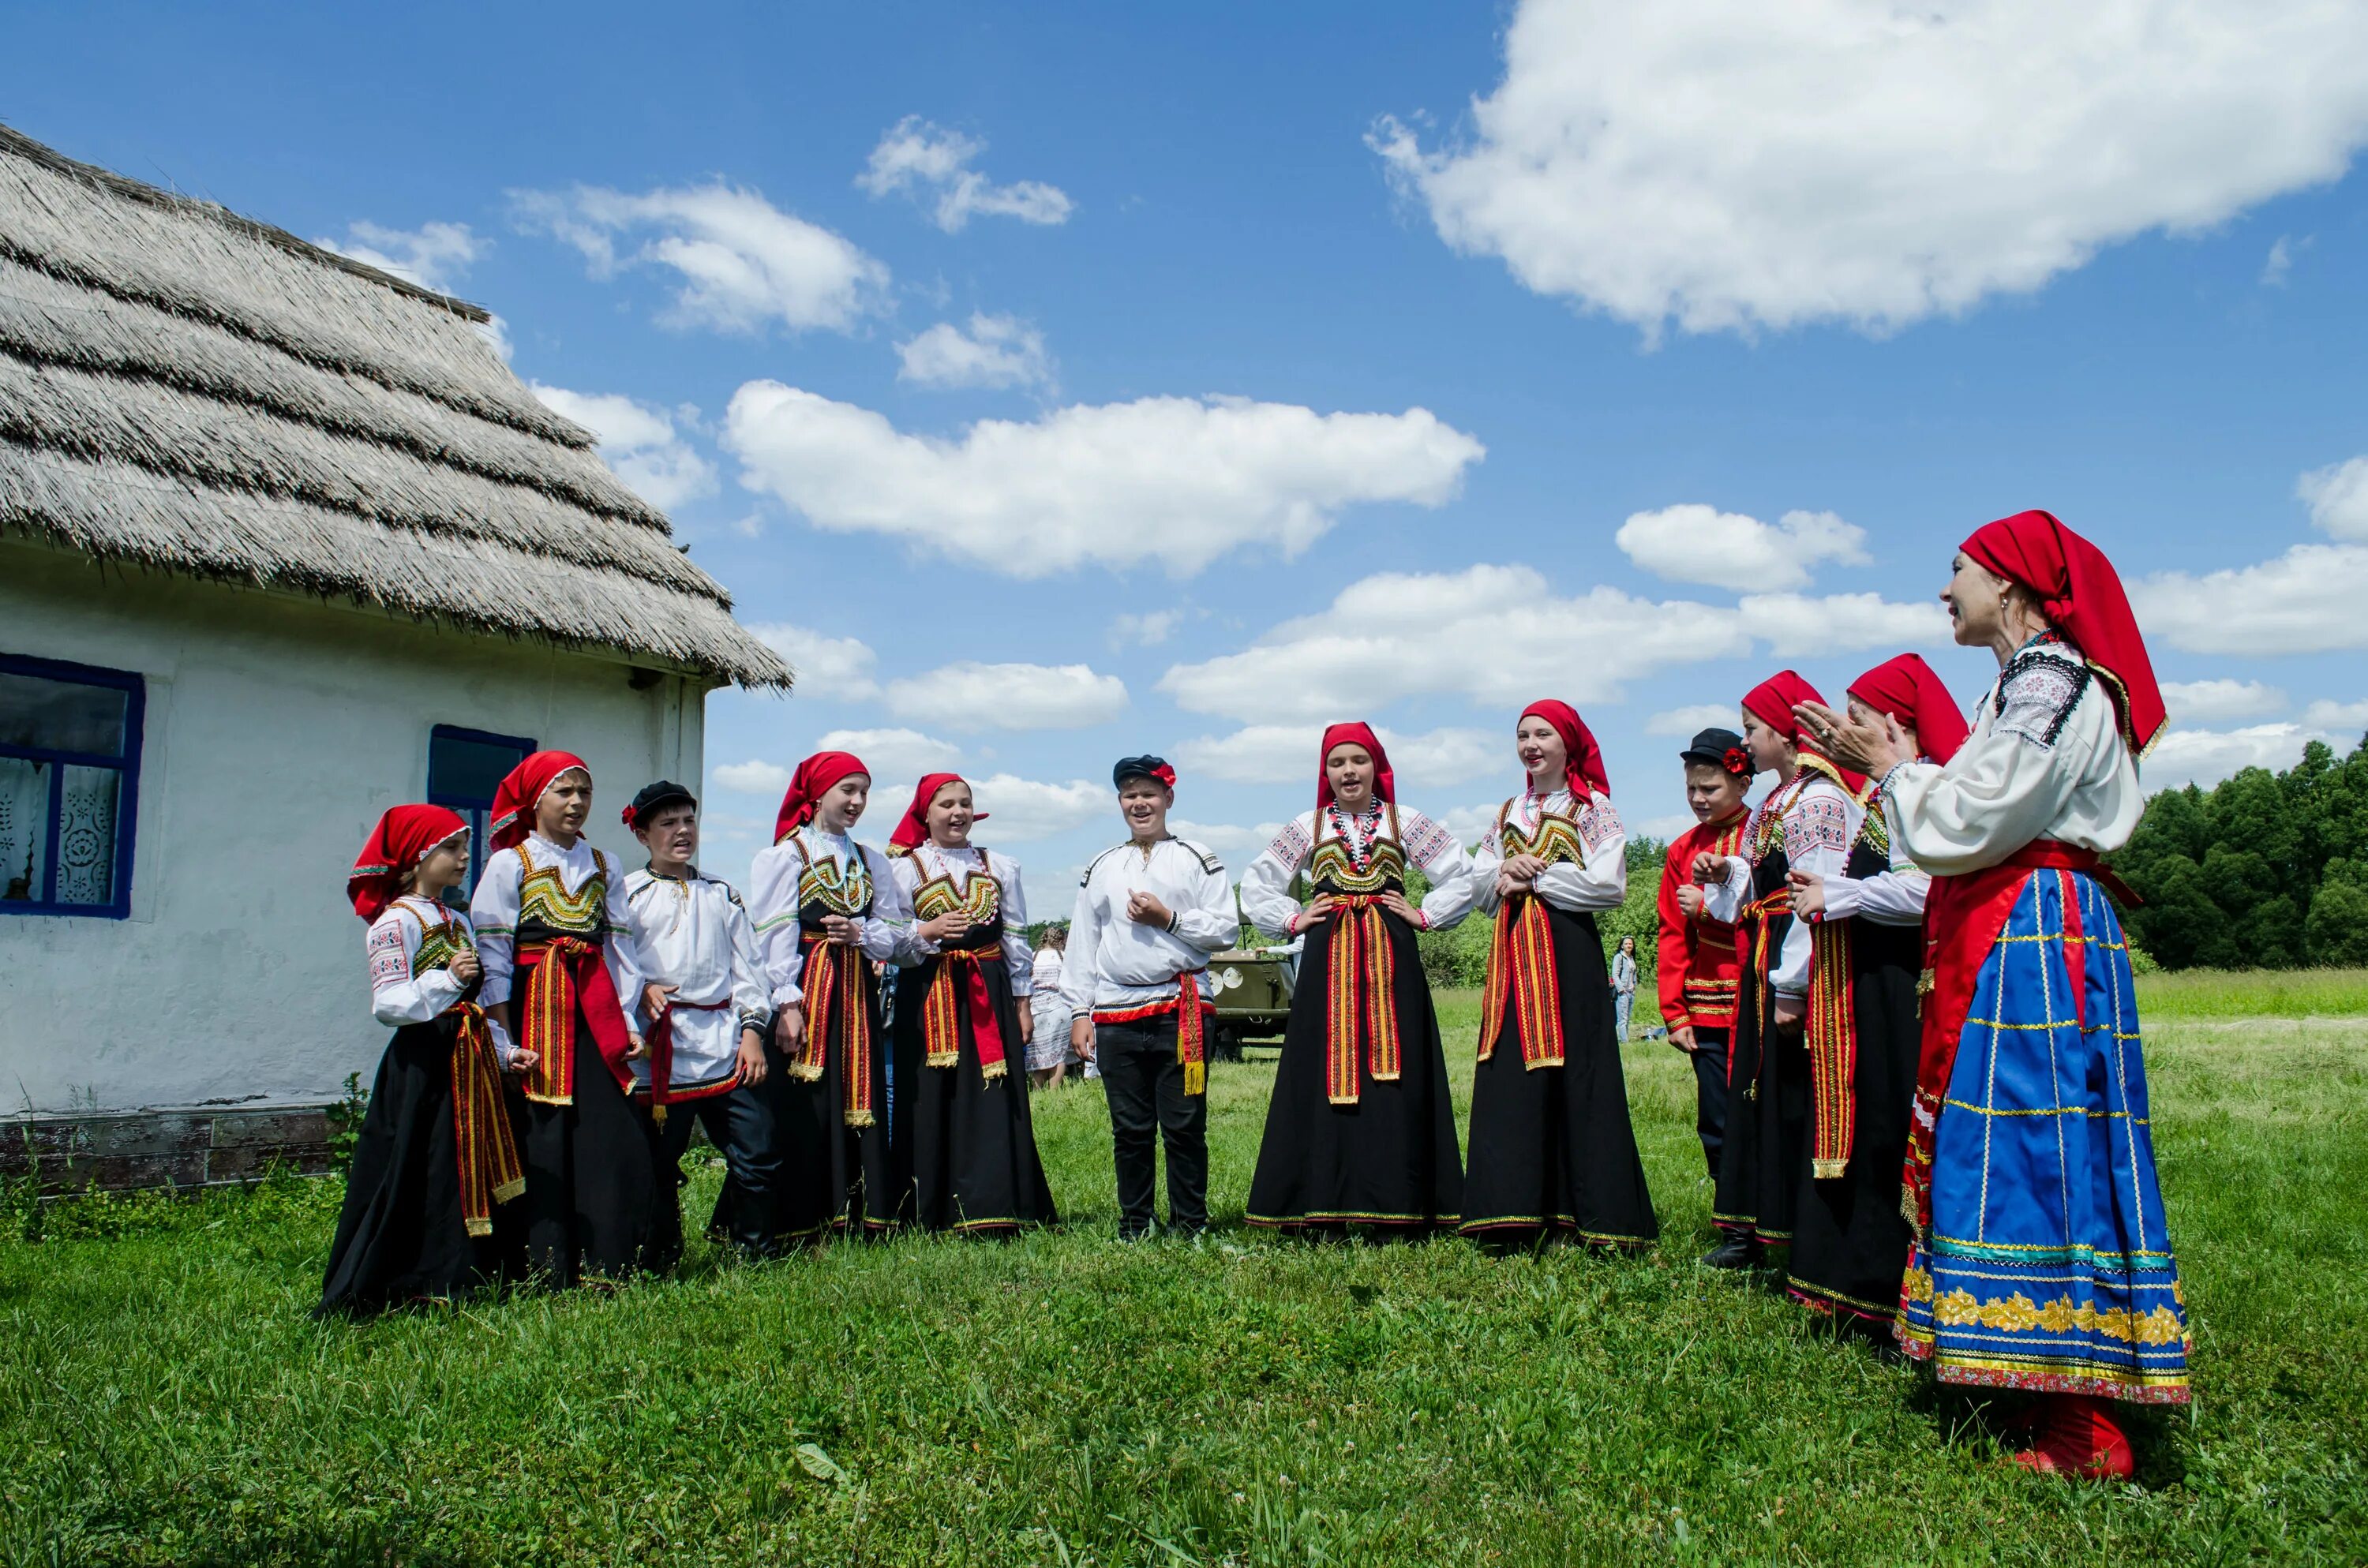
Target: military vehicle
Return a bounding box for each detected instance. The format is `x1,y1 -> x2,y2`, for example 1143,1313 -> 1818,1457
1207,945 -> 1297,1058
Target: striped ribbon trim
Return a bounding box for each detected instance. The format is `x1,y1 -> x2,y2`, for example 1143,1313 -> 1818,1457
1476,893 -> 1563,1069
793,937 -> 875,1127
1324,895 -> 1400,1105
1092,972 -> 1212,1096
923,949 -> 1009,1086
448,1003 -> 524,1235
1805,919 -> 1858,1178
516,936 -> 621,1106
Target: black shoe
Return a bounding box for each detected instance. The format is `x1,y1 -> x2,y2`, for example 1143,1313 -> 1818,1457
1699,1235 -> 1757,1270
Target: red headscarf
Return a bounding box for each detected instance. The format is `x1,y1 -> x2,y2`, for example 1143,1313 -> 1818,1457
1743,672 -> 1867,791
349,804 -> 469,921
888,771 -> 989,853
1316,722 -> 1396,811
1961,509 -> 2165,754
774,750 -> 870,842
1519,700 -> 1611,799
1849,653 -> 1970,765
488,750 -> 592,853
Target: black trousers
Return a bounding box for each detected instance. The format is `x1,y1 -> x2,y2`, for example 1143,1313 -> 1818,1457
1690,1027 -> 1732,1180
1096,1016 -> 1208,1236
657,1083 -> 780,1259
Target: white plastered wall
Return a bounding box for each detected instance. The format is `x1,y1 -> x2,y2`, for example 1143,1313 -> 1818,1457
0,540 -> 710,1112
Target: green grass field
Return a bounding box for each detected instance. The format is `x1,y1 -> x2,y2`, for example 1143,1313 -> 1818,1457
5,974 -> 2365,1566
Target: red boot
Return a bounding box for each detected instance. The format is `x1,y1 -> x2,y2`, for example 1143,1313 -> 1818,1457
2010,1394 -> 2134,1480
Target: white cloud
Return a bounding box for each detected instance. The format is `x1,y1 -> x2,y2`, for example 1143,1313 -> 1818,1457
896,313 -> 1055,391
528,383 -> 717,511
2302,698 -> 2368,732
2161,678 -> 2286,724
1109,609 -> 1186,649
2298,456 -> 2368,541
965,774 -> 1107,844
814,728 -> 964,783
2134,543 -> 2368,655
747,623 -> 881,698
316,219 -> 482,294
1170,818 -> 1290,860
1737,592 -> 1953,657
513,182 -> 887,334
858,116 -> 1074,232
2261,235 -> 2295,286
1175,724 -> 1504,789
1646,703 -> 1738,737
1616,506 -> 1866,591
723,386 -> 1484,577
2147,722 -> 2326,789
884,662 -> 1128,732
1373,1 -> 2368,337
712,759 -> 791,795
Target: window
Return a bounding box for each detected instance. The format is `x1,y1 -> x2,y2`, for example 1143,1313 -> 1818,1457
0,653 -> 144,919
427,724 -> 534,904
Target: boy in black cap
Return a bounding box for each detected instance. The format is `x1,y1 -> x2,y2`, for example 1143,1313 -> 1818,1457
1060,756 -> 1235,1238
1656,729 -> 1755,1253
623,780 -> 781,1261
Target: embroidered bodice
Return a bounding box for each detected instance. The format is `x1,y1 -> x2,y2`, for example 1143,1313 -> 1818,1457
1310,803 -> 1407,894
515,840 -> 613,939
794,830 -> 874,921
911,851 -> 1004,952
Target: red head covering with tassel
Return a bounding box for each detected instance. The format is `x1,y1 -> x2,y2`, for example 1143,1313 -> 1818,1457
1316,722 -> 1396,811
888,772 -> 989,854
1849,653 -> 1970,765
1961,509 -> 2165,754
487,751 -> 592,854
348,805 -> 470,921
1519,699 -> 1611,798
774,750 -> 870,842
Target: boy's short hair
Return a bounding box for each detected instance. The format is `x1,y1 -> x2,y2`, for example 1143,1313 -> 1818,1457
623,779 -> 698,830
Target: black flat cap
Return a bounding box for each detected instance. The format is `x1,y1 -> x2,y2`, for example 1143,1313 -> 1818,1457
1679,727 -> 1752,774
622,778 -> 698,828
1111,754 -> 1176,788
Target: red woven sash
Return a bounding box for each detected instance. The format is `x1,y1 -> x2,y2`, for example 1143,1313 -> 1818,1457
1324,895 -> 1401,1104
448,1002 -> 524,1236
516,937 -> 635,1106
1092,972 -> 1213,1096
1804,919 -> 1859,1179
1477,892 -> 1564,1068
791,937 -> 875,1127
923,949 -> 1008,1085
639,996 -> 736,1124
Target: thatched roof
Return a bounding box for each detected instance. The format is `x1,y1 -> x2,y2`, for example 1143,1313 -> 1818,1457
0,126 -> 791,689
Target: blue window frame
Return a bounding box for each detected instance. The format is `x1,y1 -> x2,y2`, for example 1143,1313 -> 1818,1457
0,652 -> 144,919
427,724 -> 534,904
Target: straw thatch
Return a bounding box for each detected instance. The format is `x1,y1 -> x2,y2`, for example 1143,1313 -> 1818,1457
0,126 -> 791,689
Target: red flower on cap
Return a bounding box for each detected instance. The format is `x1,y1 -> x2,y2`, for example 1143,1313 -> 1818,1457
1722,746 -> 1752,777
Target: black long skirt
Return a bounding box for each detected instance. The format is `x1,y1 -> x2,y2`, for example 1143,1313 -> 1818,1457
1712,863 -> 1800,1247
517,1017 -> 662,1285
318,1020 -> 498,1315
1785,920 -> 1923,1330
893,956 -> 1059,1233
725,991 -> 897,1242
1246,907 -> 1463,1233
1459,904 -> 1657,1247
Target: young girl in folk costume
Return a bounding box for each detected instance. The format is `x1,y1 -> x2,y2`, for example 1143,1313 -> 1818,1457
744,751 -> 919,1241
1779,655 -> 1965,1336
1696,674 -> 1866,1271
885,773 -> 1058,1233
321,806 -> 525,1315
473,751 -> 668,1285
1804,511 -> 2188,1478
1239,724 -> 1476,1234
1462,702 -> 1657,1248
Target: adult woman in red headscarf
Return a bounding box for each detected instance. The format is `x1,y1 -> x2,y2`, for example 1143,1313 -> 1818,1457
322,806 -> 524,1315
1803,511 -> 2186,1478
1692,672 -> 1864,1272
884,773 -> 1058,1234
1238,724 -> 1477,1233
1460,702 -> 1657,1248
740,751 -> 921,1242
1778,654 -> 1965,1338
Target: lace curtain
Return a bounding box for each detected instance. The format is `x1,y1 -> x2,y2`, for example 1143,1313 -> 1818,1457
0,758 -> 47,901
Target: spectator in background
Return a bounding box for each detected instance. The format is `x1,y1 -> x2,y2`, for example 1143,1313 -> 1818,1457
1609,936 -> 1639,1041
1028,926 -> 1073,1088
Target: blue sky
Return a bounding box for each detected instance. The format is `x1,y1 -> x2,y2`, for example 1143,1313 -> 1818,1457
12,2 -> 2368,907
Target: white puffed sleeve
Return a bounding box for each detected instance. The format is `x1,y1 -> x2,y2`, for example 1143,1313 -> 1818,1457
723,888 -> 773,1034
1816,842 -> 1931,927
1771,777 -> 1860,996
1171,848 -> 1239,954
598,855 -> 647,1037
366,904 -> 466,1025
468,849 -> 522,1008
996,854 -> 1033,994
1400,807 -> 1478,932
1062,869 -> 1103,1020
859,845 -> 922,966
748,836 -> 809,1008
1240,814 -> 1314,940
1471,803 -> 1510,917
1532,792 -> 1627,914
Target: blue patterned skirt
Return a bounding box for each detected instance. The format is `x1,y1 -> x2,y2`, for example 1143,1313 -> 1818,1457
1895,867 -> 2191,1403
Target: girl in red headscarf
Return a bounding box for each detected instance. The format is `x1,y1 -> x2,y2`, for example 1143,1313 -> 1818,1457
738,750 -> 922,1241
882,774 -> 1058,1234
1238,723 -> 1477,1233
1693,672 -> 1866,1273
1460,702 -> 1658,1248
1777,654 -> 1965,1338
471,752 -> 668,1285
321,806 -> 525,1315
1800,512 -> 2186,1479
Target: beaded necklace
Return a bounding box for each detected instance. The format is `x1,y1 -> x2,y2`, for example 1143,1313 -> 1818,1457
1323,799 -> 1386,875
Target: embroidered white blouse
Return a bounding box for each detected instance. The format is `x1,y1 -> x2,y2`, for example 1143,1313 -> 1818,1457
886,842 -> 1035,995
747,828 -> 919,1011
365,895 -> 475,1025
624,869 -> 773,1092
1471,788 -> 1629,916
470,833 -> 648,1031
1702,771 -> 1863,997
1238,804 -> 1478,939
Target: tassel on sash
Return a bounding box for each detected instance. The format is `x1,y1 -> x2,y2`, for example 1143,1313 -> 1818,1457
448,1002 -> 524,1234
923,949 -> 1009,1085
1476,893 -> 1564,1069
1092,973 -> 1213,1096
1804,919 -> 1859,1179
793,937 -> 876,1127
516,936 -> 636,1106
1323,894 -> 1401,1104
